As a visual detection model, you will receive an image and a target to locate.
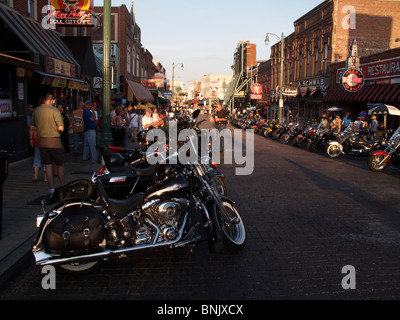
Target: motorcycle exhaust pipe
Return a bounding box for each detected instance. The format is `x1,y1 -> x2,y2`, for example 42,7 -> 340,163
34,214 -> 189,267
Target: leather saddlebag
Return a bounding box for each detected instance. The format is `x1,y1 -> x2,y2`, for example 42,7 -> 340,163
44,204 -> 105,253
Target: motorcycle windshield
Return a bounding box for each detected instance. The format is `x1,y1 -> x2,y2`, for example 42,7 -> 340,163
388,126 -> 400,145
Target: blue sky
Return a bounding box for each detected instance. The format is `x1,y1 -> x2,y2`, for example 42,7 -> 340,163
93,0 -> 324,87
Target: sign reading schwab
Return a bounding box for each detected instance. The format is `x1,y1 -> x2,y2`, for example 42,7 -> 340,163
341,39 -> 365,93
49,0 -> 93,26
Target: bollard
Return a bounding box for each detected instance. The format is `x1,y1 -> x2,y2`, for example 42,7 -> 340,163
0,150 -> 10,241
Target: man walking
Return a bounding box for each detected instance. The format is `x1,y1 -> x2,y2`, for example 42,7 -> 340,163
83,101 -> 98,162
30,93 -> 65,195
214,102 -> 229,152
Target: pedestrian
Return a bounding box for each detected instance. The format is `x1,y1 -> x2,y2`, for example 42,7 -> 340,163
342,112 -> 352,130
214,102 -> 228,152
317,112 -> 329,131
121,106 -> 130,148
72,102 -> 84,157
142,107 -> 162,130
30,125 -> 47,182
360,117 -> 370,141
57,104 -> 71,153
82,101 -> 98,162
129,107 -> 139,142
153,107 -> 161,123
369,115 -> 379,139
333,115 -> 342,134
29,93 -> 65,196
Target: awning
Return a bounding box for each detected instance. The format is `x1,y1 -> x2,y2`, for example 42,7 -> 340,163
126,80 -> 154,101
0,3 -> 80,70
35,70 -> 89,91
323,85 -> 400,104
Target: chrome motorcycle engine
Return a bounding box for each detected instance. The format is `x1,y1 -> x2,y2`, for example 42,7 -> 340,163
143,199 -> 189,242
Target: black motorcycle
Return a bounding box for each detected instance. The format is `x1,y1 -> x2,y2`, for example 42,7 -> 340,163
326,126 -> 387,158
306,128 -> 337,152
32,110 -> 245,273
280,124 -> 302,144
292,125 -> 315,148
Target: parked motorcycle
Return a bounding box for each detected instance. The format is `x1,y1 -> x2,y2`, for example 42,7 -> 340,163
368,126 -> 400,172
280,124 -> 302,144
306,128 -> 337,152
263,121 -> 279,138
326,126 -> 387,158
292,125 -> 315,148
272,123 -> 291,140
32,110 -> 244,273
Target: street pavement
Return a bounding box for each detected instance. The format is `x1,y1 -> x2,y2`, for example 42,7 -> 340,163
1,116 -> 400,300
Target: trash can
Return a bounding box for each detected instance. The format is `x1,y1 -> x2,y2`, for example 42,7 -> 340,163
0,150 -> 10,241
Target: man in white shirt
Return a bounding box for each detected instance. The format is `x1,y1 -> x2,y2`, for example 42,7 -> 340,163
142,107 -> 163,130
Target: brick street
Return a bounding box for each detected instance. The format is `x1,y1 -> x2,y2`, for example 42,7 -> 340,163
1,126 -> 400,300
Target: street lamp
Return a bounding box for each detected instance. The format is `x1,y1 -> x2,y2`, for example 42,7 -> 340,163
265,32 -> 284,123
172,62 -> 184,108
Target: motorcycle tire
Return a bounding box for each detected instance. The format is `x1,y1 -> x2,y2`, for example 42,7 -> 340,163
58,261 -> 100,274
368,154 -> 387,172
211,176 -> 227,196
292,137 -> 301,147
326,144 -> 342,158
307,139 -> 318,152
264,129 -> 271,138
272,132 -> 280,140
280,133 -> 290,144
214,196 -> 246,253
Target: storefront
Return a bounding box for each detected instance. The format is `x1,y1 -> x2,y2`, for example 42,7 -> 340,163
0,3 -> 82,161
323,48 -> 400,129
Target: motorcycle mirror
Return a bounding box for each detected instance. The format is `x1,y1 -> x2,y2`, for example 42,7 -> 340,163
192,109 -> 201,119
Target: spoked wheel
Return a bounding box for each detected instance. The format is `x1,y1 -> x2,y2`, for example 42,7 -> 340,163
326,144 -> 342,158
307,139 -> 318,152
58,261 -> 99,274
368,154 -> 387,172
280,133 -> 290,144
215,197 -> 246,253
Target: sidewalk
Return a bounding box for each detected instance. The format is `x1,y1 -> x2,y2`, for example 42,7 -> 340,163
0,140 -> 128,291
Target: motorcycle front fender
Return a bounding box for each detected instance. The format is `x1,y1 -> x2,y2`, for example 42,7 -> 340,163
371,150 -> 389,157
328,141 -> 343,151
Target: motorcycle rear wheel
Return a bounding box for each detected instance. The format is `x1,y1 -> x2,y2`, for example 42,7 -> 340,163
280,133 -> 290,144
306,140 -> 318,152
59,261 -> 99,273
216,197 -> 246,253
368,154 -> 387,172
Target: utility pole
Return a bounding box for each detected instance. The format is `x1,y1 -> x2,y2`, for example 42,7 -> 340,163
101,0 -> 113,147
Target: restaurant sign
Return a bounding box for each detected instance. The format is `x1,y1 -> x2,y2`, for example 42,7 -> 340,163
48,0 -> 93,26
0,100 -> 12,118
46,56 -> 76,78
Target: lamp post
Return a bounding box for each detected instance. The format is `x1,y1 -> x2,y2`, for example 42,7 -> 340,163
265,32 -> 284,123
171,62 -> 184,108
101,0 -> 113,147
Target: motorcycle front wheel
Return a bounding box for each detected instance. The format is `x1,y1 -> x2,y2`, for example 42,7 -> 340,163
326,144 -> 342,158
306,139 -> 318,152
368,154 -> 387,172
280,133 -> 290,144
216,197 -> 246,253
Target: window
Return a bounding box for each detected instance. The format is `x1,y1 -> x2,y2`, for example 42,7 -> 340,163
306,50 -> 310,77
290,62 -> 293,82
314,47 -> 318,76
127,45 -> 131,74
323,43 -> 329,74
298,53 -> 303,79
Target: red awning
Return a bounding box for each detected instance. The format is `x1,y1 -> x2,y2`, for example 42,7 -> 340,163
323,85 -> 400,104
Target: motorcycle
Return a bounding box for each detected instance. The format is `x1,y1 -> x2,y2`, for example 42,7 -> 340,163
326,126 -> 387,158
272,122 -> 291,140
292,125 -> 315,148
280,124 -> 302,144
263,121 -> 279,138
32,110 -> 245,273
306,128 -> 337,152
368,126 -> 400,172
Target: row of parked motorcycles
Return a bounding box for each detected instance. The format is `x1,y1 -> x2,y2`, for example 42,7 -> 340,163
231,116 -> 400,173
32,110 -> 246,273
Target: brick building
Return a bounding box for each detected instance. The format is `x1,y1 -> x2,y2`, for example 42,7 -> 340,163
270,0 -> 400,124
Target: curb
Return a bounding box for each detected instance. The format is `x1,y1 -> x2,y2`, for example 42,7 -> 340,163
0,234 -> 36,293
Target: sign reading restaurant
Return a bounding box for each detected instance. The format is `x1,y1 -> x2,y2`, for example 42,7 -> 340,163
337,56 -> 400,83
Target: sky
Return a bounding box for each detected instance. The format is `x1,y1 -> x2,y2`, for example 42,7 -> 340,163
93,0 -> 324,88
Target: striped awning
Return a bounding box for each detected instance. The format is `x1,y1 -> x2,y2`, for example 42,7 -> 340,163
0,3 -> 80,71
323,85 -> 400,104
126,80 -> 154,102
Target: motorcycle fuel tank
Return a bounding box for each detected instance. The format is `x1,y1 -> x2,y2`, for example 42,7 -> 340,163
145,176 -> 189,200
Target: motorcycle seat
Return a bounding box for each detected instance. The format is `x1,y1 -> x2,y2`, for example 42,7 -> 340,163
132,165 -> 158,177
107,192 -> 145,218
